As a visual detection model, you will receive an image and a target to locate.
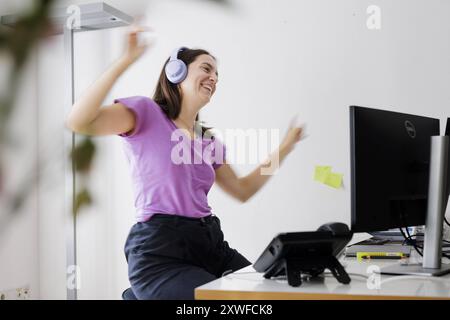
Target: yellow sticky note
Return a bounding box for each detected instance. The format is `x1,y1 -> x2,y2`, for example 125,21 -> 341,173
314,166 -> 331,182
324,172 -> 343,189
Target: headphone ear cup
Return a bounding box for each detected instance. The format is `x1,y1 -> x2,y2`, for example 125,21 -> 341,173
165,59 -> 187,84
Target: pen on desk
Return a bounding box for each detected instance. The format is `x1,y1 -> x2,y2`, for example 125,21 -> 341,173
356,252 -> 406,261
360,255 -> 404,260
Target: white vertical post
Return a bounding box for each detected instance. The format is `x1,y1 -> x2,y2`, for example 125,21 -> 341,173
64,24 -> 77,300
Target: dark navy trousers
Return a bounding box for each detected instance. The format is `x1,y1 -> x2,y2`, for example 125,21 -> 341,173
124,214 -> 251,300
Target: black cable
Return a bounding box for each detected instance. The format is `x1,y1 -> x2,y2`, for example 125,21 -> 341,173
398,206 -> 424,256
445,217 -> 450,227
400,227 -> 423,256
405,229 -> 419,248
399,206 -> 450,258
443,217 -> 450,258
401,234 -> 424,247
399,228 -> 450,259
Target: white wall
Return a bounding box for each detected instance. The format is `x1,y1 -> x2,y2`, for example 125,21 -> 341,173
0,53 -> 40,299
36,35 -> 68,300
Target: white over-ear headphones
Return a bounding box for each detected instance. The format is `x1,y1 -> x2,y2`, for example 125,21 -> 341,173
165,47 -> 188,84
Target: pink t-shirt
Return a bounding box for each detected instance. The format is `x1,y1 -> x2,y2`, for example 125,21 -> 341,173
115,96 -> 225,222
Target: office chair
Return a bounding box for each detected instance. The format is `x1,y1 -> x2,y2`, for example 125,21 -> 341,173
122,287 -> 138,300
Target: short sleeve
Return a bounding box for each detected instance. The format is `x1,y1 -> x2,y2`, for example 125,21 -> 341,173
114,96 -> 155,138
211,137 -> 226,170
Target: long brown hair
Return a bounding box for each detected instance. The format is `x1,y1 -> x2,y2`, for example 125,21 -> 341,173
153,48 -> 215,135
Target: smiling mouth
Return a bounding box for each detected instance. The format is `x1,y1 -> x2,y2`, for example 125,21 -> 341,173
201,83 -> 213,94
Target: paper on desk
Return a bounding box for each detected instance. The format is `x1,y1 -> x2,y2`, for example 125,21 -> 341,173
347,232 -> 373,246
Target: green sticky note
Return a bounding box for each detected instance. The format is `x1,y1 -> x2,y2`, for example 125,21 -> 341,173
324,172 -> 343,189
314,166 -> 332,182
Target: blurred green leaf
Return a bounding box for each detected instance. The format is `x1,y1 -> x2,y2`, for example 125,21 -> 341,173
70,138 -> 96,173
74,187 -> 93,216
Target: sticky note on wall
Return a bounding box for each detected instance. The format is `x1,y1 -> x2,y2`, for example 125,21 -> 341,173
324,172 -> 343,188
314,166 -> 331,182
314,166 -> 343,189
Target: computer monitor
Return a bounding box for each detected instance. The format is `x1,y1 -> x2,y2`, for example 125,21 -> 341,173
350,105 -> 450,276
350,106 -> 439,233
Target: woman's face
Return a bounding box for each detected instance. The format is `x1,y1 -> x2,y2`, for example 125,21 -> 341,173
180,54 -> 218,106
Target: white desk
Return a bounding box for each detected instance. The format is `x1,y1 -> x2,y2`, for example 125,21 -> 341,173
195,256 -> 450,300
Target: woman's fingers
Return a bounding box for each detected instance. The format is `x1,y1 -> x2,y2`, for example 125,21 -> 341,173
293,127 -> 303,142
128,25 -> 156,48
130,25 -> 153,34
289,114 -> 303,128
123,24 -> 156,63
285,121 -> 307,146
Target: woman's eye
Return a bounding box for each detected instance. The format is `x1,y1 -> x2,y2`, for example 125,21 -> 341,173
202,67 -> 209,72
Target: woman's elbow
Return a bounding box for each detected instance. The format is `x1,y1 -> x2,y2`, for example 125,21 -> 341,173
218,178 -> 251,203
225,187 -> 249,203
237,194 -> 249,203
64,116 -> 90,134
236,185 -> 251,203
64,118 -> 77,132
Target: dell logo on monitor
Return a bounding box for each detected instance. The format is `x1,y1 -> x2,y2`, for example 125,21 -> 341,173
405,120 -> 416,138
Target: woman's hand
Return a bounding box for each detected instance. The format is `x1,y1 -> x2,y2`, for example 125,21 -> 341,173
280,116 -> 306,154
122,25 -> 154,65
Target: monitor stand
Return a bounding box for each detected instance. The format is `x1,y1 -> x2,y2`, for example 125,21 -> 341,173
380,136 -> 450,277
380,262 -> 450,277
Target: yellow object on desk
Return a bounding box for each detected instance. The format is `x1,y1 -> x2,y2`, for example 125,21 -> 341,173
357,251 -> 407,262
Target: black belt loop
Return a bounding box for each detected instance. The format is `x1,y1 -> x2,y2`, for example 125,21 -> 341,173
173,215 -> 180,228
199,217 -> 207,226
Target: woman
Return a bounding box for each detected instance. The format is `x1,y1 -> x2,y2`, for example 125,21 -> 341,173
65,27 -> 304,300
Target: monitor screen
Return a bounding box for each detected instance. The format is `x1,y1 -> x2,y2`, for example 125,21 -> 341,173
350,106 -> 440,232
